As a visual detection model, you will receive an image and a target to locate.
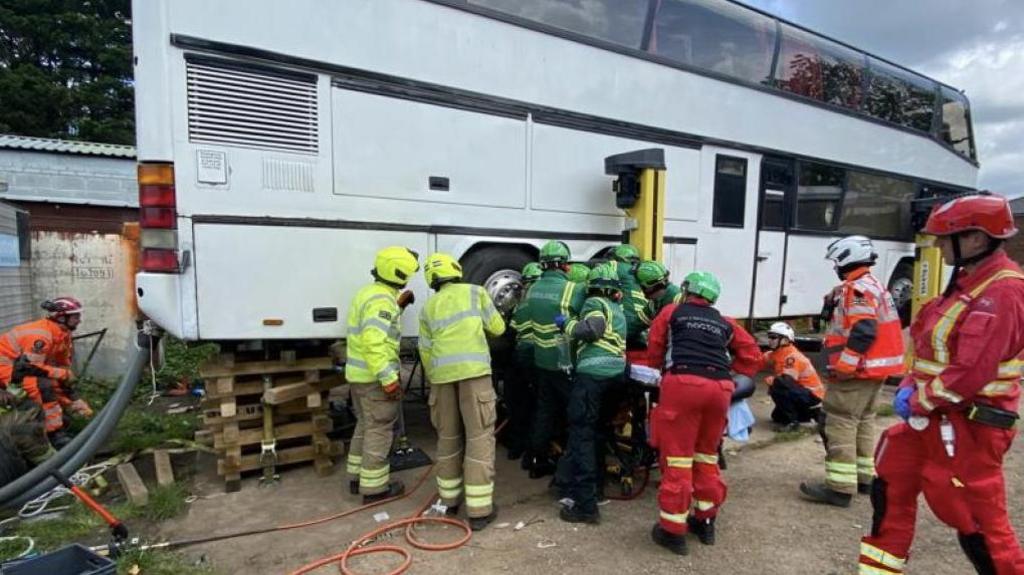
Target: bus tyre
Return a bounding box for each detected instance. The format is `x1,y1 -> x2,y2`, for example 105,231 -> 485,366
460,246 -> 536,317
888,259 -> 914,328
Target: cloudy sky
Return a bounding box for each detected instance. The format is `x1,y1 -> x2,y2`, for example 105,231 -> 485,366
743,0 -> 1024,198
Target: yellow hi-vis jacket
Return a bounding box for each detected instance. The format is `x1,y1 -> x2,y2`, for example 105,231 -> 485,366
345,282 -> 402,387
418,283 -> 506,384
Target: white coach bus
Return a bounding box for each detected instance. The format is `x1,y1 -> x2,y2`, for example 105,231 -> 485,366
132,0 -> 978,344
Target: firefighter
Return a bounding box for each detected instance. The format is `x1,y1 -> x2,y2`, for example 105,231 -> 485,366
345,246 -> 419,503
636,260 -> 682,320
800,235 -> 905,507
0,356 -> 56,486
860,194 -> 1024,575
418,253 -> 505,530
646,271 -> 761,555
505,262 -> 542,461
557,263 -> 626,524
609,245 -> 650,352
762,322 -> 824,431
0,297 -> 92,442
523,241 -> 585,479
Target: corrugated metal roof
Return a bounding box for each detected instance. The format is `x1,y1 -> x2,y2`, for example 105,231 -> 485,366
0,134 -> 135,159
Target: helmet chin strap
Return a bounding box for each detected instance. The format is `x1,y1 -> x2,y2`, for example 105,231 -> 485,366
943,233 -> 1001,296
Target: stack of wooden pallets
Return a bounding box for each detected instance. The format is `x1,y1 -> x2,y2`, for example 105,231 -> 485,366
199,351 -> 344,491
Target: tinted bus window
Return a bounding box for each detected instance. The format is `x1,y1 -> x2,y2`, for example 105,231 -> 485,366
775,24 -> 865,109
469,0 -> 650,49
649,0 -> 776,84
760,159 -> 794,231
866,58 -> 936,132
939,87 -> 975,159
839,172 -> 916,240
796,162 -> 843,231
713,155 -> 748,227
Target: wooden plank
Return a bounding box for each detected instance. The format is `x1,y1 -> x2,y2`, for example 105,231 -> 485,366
194,429 -> 214,447
306,392 -> 322,409
201,357 -> 333,379
213,420 -> 317,450
153,450 -> 175,487
215,376 -> 234,396
218,444 -> 318,475
204,374 -> 341,400
220,397 -> 237,418
314,456 -> 335,477
263,381 -> 316,406
202,397 -> 313,426
116,463 -> 149,506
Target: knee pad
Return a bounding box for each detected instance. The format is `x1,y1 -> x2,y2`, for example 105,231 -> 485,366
957,532 -> 996,575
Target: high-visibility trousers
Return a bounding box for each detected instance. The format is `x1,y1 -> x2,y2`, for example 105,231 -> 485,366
430,375 -> 497,519
650,373 -> 733,535
823,379 -> 882,494
859,414 -> 1024,575
346,383 -> 399,496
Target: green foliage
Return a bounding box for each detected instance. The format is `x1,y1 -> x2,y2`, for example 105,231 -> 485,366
876,403 -> 895,417
136,482 -> 188,522
116,549 -> 218,575
109,408 -> 199,454
153,338 -> 219,389
0,0 -> 134,143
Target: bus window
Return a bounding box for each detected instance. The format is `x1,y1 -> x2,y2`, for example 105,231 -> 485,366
839,172 -> 916,240
775,24 -> 865,110
795,162 -> 843,232
939,86 -> 975,159
713,155 -> 748,228
760,158 -> 794,231
865,57 -> 937,133
649,0 -> 776,84
468,0 -> 649,49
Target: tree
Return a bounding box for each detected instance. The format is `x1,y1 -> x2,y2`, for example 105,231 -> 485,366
0,0 -> 133,144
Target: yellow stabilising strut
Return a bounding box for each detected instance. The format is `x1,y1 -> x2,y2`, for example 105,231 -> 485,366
605,149 -> 667,262
912,233 -> 944,318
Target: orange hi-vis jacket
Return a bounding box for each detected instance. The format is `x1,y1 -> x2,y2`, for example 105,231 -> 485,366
822,267 -> 905,381
0,318 -> 75,431
762,344 -> 824,399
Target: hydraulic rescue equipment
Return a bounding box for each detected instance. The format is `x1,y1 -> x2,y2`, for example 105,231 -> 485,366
605,148 -> 667,262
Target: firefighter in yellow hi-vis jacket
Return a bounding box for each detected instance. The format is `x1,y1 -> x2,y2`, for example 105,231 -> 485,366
419,253 -> 506,531
345,246 -> 419,503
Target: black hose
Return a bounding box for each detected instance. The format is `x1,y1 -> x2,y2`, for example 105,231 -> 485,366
0,335 -> 147,508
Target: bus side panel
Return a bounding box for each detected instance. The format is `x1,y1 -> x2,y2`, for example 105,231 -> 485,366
331,89 -> 527,210
781,235 -> 835,317
193,224 -> 430,340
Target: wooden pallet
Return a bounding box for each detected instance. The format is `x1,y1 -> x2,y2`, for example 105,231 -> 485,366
199,351 -> 345,491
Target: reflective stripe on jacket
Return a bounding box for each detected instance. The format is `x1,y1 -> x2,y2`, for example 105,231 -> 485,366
823,268 -> 904,380
566,296 -> 626,379
345,282 -> 402,386
419,283 -> 506,384
763,345 -> 824,399
0,318 -> 73,384
525,270 -> 585,371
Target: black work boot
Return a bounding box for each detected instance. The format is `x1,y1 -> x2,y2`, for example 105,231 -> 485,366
688,516 -> 716,545
468,505 -> 498,531
559,505 -> 600,525
444,504 -> 460,517
799,482 -> 852,508
857,482 -> 872,495
651,524 -> 688,556
348,479 -> 359,495
528,456 -> 556,479
362,480 -> 405,504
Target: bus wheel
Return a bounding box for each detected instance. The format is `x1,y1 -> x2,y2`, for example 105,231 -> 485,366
461,246 -> 535,317
888,259 -> 914,327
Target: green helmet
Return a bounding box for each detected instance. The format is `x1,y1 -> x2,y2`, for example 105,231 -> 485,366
568,263 -> 590,283
636,260 -> 670,290
521,262 -> 542,283
539,240 -> 571,264
611,244 -> 640,263
682,271 -> 722,303
587,263 -> 621,292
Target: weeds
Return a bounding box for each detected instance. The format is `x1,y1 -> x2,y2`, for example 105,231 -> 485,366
116,549 -> 217,575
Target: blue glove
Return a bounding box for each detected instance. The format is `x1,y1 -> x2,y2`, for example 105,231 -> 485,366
893,386 -> 913,420
553,314 -> 567,331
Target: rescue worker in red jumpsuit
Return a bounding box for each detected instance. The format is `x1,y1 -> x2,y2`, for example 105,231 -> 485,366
860,194 -> 1024,575
646,271 -> 761,555
0,298 -> 92,444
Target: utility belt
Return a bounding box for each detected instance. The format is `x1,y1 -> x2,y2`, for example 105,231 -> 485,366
668,364 -> 731,381
966,403 -> 1019,430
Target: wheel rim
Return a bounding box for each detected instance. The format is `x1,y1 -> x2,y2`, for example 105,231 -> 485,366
483,269 -> 523,315
890,276 -> 913,313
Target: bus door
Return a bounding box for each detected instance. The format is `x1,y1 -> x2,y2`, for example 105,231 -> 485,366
750,156 -> 795,318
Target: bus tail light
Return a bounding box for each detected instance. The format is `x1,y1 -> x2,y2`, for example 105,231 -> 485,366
137,163 -> 179,273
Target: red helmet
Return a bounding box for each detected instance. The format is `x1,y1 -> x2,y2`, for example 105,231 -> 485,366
924,194 -> 1018,239
42,297 -> 84,319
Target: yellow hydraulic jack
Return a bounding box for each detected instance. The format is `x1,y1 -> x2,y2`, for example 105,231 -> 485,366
605,148 -> 667,261
911,232 -> 944,318
259,374 -> 280,487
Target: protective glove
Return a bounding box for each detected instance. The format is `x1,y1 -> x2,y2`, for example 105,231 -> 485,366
397,290 -> 416,310
382,379 -> 402,401
69,399 -> 94,418
553,314 -> 567,331
893,386 -> 913,421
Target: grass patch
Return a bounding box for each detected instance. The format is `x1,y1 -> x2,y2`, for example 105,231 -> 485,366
876,404 -> 895,417
748,426 -> 813,450
109,408 -> 200,454
116,549 -> 218,575
138,483 -> 189,522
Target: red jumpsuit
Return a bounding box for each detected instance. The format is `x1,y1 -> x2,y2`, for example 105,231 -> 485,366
860,252 -> 1024,575
646,297 -> 761,535
0,318 -> 75,432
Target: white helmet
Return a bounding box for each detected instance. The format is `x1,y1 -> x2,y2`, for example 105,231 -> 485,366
768,322 -> 795,342
825,235 -> 877,268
